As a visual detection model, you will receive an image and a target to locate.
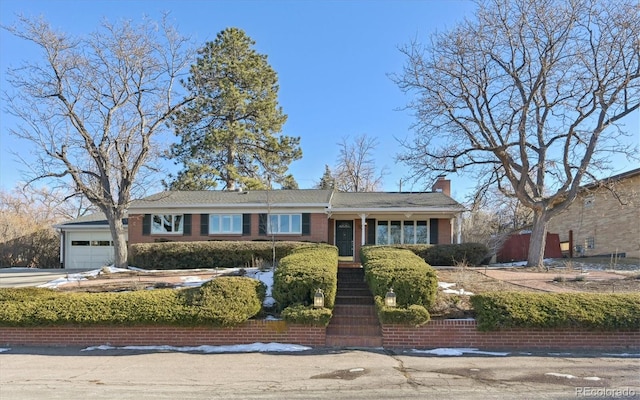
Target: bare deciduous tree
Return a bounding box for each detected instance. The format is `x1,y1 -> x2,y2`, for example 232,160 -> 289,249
395,0 -> 639,267
3,15 -> 193,268
334,134 -> 387,192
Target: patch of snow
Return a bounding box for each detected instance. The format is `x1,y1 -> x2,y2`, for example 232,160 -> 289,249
442,288 -> 474,296
264,315 -> 282,321
583,377 -> 602,381
246,268 -> 275,307
438,282 -> 456,289
411,348 -> 510,356
545,372 -> 576,379
81,342 -> 311,353
0,348 -> 10,353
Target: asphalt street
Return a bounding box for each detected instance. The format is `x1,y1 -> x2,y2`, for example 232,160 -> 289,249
1,347 -> 639,400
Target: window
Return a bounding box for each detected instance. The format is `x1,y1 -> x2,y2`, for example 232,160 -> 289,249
584,196 -> 595,208
268,214 -> 302,234
376,220 -> 429,245
586,237 -> 595,249
91,241 -> 113,246
71,240 -> 90,246
210,214 -> 242,234
151,214 -> 183,234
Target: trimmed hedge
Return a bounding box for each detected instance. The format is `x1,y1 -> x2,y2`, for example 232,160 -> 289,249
361,246 -> 438,308
471,292 -> 640,331
417,243 -> 489,266
128,241 -> 304,269
281,304 -> 333,326
374,296 -> 431,326
0,277 -> 265,327
272,244 -> 339,310
361,246 -> 437,326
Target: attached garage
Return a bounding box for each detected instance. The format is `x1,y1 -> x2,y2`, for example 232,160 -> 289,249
55,214 -> 128,270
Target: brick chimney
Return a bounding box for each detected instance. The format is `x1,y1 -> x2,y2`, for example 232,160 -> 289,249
432,175 -> 451,196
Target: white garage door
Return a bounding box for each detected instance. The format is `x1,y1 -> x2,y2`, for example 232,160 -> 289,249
65,231 -> 123,270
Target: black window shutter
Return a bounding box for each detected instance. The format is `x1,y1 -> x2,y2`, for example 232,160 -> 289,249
183,214 -> 192,236
301,213 -> 311,235
242,214 -> 252,236
366,219 -> 376,244
430,218 -> 439,244
200,214 -> 209,235
142,214 -> 151,236
258,214 -> 267,236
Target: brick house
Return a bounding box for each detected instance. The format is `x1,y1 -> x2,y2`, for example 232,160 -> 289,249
57,178 -> 464,268
547,168 -> 640,259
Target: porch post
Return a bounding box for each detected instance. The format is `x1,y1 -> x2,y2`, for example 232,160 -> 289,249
359,213 -> 367,246
456,214 -> 462,244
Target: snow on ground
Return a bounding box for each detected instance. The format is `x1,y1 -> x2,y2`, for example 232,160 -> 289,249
438,282 -> 474,296
0,348 -> 10,353
81,342 -> 311,353
410,348 -> 510,356
36,266 -> 277,308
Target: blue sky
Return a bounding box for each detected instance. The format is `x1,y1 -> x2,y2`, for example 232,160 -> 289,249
1,0 -> 637,201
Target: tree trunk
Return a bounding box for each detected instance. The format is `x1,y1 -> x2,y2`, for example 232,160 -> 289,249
527,210 -> 549,269
108,213 -> 128,269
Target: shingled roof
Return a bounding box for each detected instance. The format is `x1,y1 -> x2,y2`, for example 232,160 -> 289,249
130,189 -> 334,209
329,191 -> 464,210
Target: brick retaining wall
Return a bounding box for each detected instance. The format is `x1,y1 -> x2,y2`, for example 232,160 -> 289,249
1,319 -> 638,350
382,319 -> 640,350
0,320 -> 326,348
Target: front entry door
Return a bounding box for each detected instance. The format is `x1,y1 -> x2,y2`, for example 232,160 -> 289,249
336,220 -> 354,257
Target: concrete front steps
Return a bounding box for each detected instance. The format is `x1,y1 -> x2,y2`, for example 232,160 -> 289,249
326,267 -> 382,347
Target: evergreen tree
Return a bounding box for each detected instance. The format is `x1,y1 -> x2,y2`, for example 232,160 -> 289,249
168,27 -> 301,190
316,165 -> 335,190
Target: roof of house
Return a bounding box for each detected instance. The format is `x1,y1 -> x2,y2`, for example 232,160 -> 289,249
58,189 -> 465,228
329,191 -> 464,210
54,212 -> 128,228
129,189 -> 334,209
581,167 -> 640,190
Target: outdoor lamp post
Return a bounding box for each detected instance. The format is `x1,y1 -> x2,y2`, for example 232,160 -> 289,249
313,288 -> 325,308
385,288 -> 396,307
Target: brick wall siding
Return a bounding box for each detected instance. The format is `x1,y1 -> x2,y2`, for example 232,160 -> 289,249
2,320 -> 637,351
128,213 -> 329,246
547,174 -> 640,258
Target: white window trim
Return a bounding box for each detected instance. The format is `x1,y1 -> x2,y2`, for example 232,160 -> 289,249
210,214 -> 243,234
268,214 -> 302,235
151,214 -> 184,234
376,220 -> 429,245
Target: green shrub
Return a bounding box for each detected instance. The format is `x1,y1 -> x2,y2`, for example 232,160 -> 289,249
374,296 -> 431,326
186,277 -> 266,326
361,246 -> 437,325
0,277 -> 265,327
471,292 -> 640,331
415,243 -> 489,266
281,304 -> 333,326
272,244 -> 338,310
361,246 -> 438,308
128,241 -> 303,269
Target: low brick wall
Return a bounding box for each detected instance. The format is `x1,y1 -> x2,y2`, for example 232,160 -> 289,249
0,320 -> 326,348
2,319 -> 637,350
382,319 -> 640,350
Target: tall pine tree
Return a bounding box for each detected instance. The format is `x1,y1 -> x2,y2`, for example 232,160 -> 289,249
168,27 -> 301,190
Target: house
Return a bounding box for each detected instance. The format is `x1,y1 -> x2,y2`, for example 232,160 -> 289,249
56,177 -> 464,268
546,168 -> 640,259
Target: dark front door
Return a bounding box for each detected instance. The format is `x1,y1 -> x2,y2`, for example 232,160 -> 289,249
336,220 -> 354,257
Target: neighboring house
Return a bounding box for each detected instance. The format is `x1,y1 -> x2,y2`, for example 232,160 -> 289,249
56,177 -> 464,268
547,168 -> 640,259
54,213 -> 128,270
